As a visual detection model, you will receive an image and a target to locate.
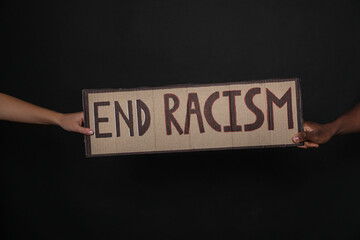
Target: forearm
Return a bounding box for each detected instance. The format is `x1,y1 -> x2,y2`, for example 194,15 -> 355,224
0,93 -> 63,126
327,103 -> 360,136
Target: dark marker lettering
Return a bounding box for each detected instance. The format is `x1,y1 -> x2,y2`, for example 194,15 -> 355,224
184,93 -> 205,134
244,88 -> 264,131
164,94 -> 183,135
266,87 -> 294,130
115,100 -> 134,137
94,101 -> 112,138
136,99 -> 151,136
223,90 -> 242,132
204,91 -> 221,132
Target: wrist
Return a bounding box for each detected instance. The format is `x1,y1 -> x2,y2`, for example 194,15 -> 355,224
51,112 -> 64,126
326,118 -> 343,137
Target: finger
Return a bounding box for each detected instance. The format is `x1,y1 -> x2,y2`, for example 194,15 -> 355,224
298,144 -> 308,149
305,141 -> 319,148
298,140 -> 310,149
297,141 -> 319,149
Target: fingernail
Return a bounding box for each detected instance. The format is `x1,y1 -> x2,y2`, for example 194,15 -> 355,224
293,136 -> 299,142
88,130 -> 94,135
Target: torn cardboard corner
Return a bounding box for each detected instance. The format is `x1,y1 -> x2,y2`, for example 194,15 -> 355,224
82,78 -> 303,157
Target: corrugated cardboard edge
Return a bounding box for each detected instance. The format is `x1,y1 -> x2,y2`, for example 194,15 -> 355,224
82,89 -> 91,158
82,78 -> 304,158
295,78 -> 304,138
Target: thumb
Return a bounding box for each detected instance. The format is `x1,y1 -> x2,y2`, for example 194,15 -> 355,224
292,130 -> 317,143
76,126 -> 94,136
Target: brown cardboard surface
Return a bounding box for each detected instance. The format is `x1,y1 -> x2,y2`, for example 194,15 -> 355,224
82,78 -> 303,157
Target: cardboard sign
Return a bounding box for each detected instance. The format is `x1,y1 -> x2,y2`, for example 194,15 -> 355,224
82,78 -> 303,157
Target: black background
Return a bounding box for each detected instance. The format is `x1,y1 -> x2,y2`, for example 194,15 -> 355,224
1,0 -> 360,239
